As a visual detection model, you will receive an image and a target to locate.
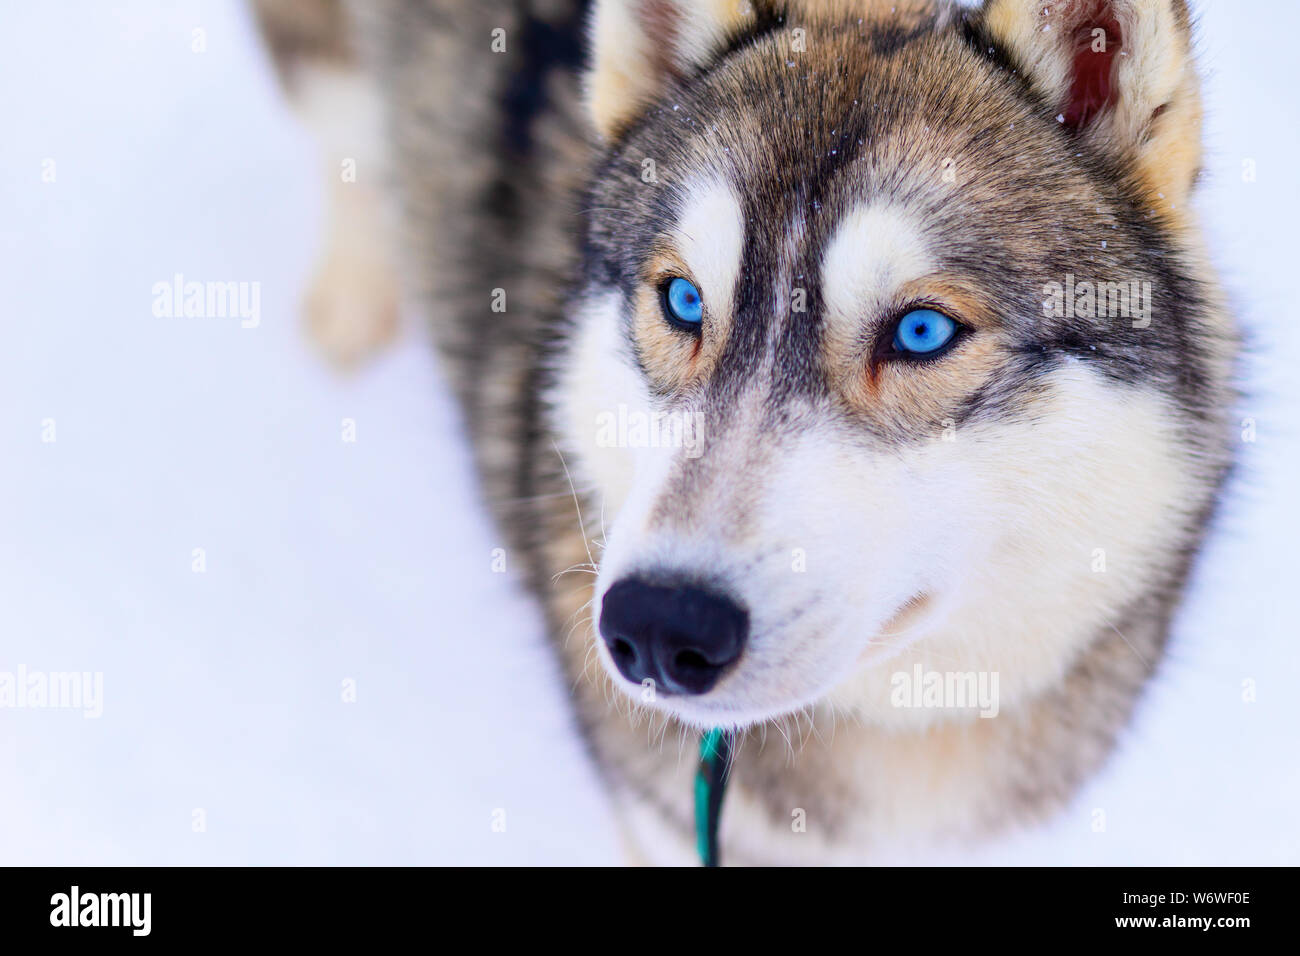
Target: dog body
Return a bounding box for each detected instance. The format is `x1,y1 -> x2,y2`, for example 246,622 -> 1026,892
256,0 -> 1236,864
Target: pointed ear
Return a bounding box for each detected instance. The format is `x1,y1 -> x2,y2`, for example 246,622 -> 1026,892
586,0 -> 760,140
981,0 -> 1202,206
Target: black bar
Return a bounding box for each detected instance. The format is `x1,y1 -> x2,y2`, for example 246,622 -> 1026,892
0,866 -> 1282,942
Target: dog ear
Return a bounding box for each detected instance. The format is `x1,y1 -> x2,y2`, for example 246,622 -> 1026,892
585,0 -> 760,140
981,0 -> 1202,207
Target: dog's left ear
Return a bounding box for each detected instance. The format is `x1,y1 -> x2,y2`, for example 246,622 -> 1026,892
585,0 -> 761,140
981,0 -> 1201,208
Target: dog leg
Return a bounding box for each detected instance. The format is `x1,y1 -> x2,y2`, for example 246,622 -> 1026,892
253,0 -> 400,368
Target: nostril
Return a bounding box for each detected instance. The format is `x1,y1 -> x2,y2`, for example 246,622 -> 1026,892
663,644 -> 736,695
673,648 -> 710,672
612,637 -> 638,665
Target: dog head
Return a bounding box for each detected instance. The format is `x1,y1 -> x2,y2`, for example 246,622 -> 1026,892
554,0 -> 1228,729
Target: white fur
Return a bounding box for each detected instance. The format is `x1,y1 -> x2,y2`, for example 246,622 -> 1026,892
673,177 -> 745,322
820,202 -> 935,337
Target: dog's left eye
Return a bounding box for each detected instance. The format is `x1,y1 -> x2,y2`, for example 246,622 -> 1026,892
661,277 -> 703,330
891,308 -> 959,357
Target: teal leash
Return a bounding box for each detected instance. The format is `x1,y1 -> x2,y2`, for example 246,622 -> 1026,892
695,728 -> 734,867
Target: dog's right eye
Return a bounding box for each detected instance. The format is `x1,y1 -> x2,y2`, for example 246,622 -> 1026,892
660,277 -> 704,332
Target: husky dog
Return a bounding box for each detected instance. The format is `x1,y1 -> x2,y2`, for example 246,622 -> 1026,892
255,0 -> 1236,864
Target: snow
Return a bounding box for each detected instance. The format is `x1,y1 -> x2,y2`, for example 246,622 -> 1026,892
0,0 -> 1296,864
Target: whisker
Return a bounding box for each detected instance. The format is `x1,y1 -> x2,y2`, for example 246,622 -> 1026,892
551,441 -> 597,573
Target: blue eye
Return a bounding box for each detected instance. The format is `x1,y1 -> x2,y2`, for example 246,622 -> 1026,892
892,308 -> 959,356
663,277 -> 703,327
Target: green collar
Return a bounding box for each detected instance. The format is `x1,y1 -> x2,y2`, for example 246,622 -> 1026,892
695,728 -> 733,866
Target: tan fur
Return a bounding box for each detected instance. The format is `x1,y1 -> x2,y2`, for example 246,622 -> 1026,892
634,178 -> 746,390
253,1 -> 401,367
295,63 -> 402,367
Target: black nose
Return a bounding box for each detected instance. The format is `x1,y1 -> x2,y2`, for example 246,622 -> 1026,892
598,578 -> 748,696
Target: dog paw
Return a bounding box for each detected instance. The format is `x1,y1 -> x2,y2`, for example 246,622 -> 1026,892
302,237 -> 400,369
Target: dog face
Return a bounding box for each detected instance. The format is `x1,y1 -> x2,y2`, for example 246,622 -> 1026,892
554,0 -> 1224,728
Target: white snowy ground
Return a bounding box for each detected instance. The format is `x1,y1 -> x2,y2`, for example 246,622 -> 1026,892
0,1 -> 1296,866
